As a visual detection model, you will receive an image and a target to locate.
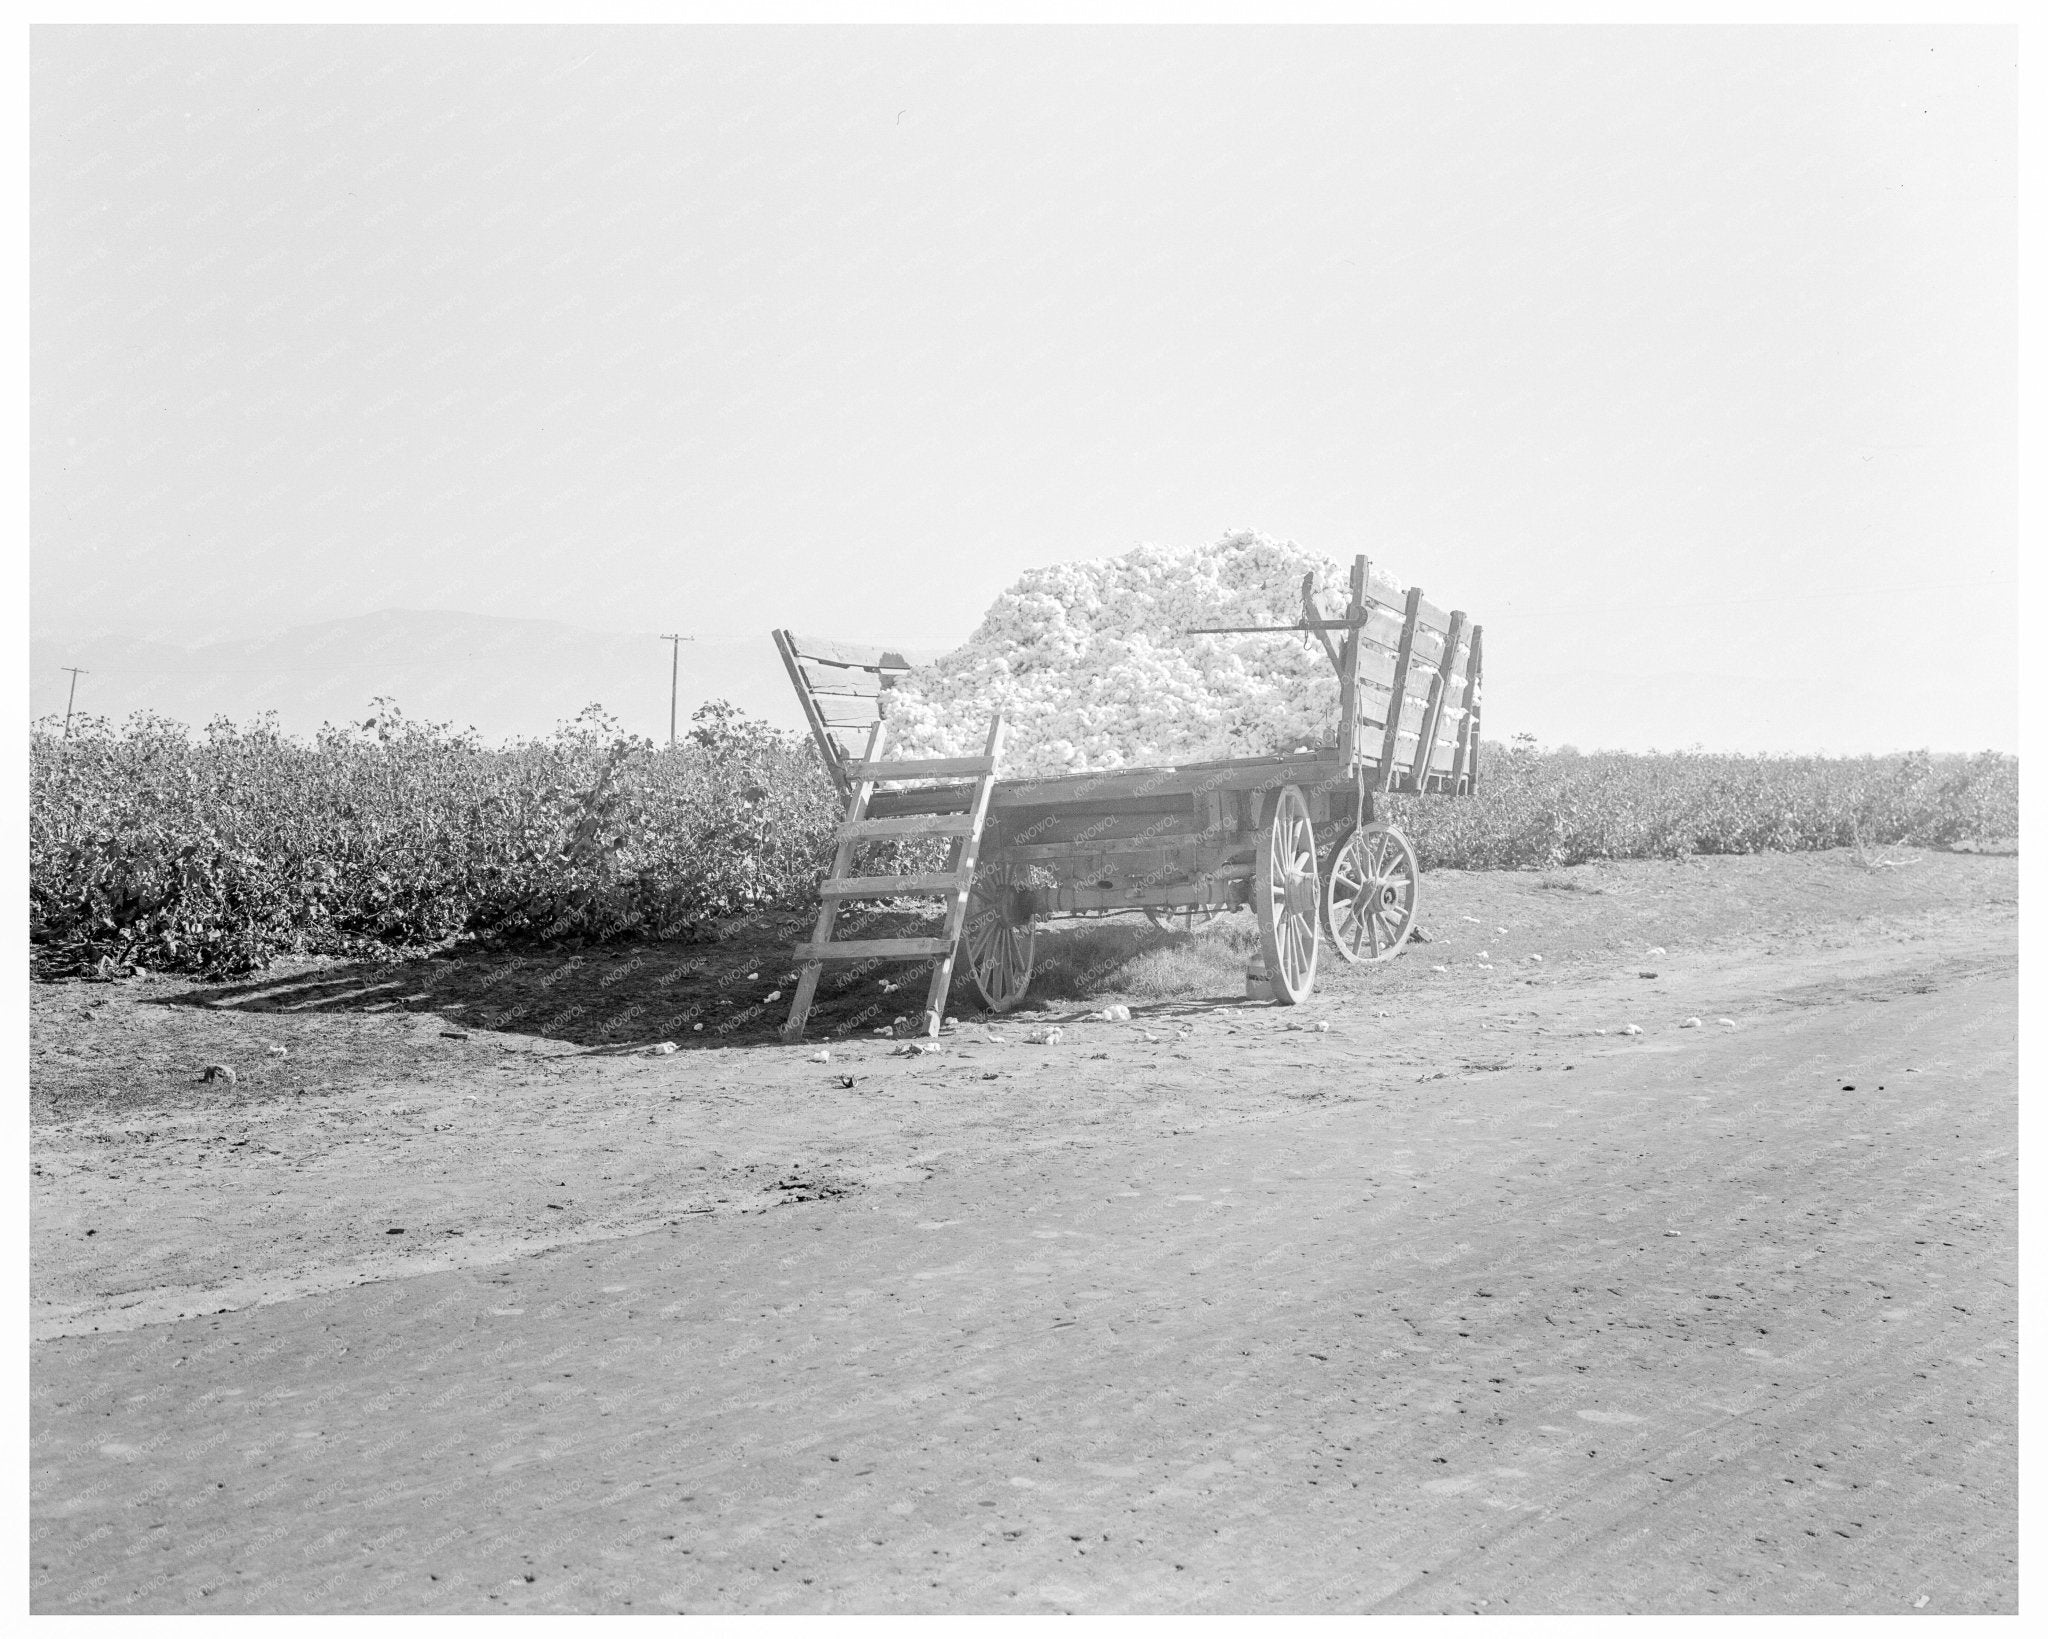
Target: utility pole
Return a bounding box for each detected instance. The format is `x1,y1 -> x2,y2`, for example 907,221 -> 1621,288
60,667 -> 88,740
660,634 -> 694,749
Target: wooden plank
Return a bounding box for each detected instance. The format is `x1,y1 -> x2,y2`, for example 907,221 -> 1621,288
996,798 -> 1200,836
1375,587 -> 1424,793
800,662 -> 884,698
1409,610 -> 1467,788
781,717 -> 888,1041
841,813 -> 978,840
1426,628 -> 1475,778
1353,647 -> 1399,689
1452,625 -> 1483,791
818,698 -> 883,725
785,633 -> 917,672
994,810 -> 1205,851
775,628 -> 852,798
1360,604 -> 1406,645
1413,596 -> 1454,637
1406,624 -> 1446,671
1336,555 -> 1368,766
987,754 -> 1340,810
845,755 -> 996,781
866,785 -> 976,818
793,936 -> 956,962
1003,839 -> 1199,867
820,873 -> 971,898
921,711 -> 1006,1035
1363,565 -> 1404,607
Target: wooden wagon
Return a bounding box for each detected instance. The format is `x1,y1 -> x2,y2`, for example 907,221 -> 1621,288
773,554 -> 1483,1040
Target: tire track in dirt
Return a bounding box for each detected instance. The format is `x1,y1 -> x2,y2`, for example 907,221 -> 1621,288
31,969 -> 2014,1613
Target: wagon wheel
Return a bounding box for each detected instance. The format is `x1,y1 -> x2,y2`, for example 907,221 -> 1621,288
1322,821 -> 1420,963
961,862 -> 1036,1012
1253,784 -> 1320,1004
1144,905 -> 1221,934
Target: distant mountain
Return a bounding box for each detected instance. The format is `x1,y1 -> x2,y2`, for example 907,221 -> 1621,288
27,610 -> 865,745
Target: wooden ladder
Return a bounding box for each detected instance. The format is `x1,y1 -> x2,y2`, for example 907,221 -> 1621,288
779,712 -> 1006,1043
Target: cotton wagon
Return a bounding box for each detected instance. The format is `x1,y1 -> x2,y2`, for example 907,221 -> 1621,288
773,554 -> 1483,1039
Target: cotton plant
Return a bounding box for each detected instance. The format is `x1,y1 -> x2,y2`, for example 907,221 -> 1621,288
883,530 -> 1404,777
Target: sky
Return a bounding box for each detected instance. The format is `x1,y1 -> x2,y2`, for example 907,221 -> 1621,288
31,26 -> 2017,751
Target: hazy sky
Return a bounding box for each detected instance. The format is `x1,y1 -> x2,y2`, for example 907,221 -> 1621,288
32,27 -> 2016,748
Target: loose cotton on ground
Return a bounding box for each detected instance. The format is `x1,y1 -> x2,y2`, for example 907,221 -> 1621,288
883,531 -> 1399,779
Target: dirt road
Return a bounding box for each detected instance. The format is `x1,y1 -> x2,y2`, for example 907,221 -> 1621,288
29,850 -> 2018,1611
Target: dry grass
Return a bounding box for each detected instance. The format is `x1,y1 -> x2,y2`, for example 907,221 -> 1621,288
1024,913 -> 1258,1005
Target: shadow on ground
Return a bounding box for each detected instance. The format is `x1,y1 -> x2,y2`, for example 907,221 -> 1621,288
144,911 -> 1245,1052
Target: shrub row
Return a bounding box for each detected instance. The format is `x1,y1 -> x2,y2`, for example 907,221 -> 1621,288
30,705 -> 2017,978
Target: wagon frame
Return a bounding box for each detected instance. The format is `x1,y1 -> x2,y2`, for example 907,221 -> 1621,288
775,554 -> 1482,1037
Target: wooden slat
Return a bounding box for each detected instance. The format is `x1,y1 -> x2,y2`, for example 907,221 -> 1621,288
819,704 -> 883,729
774,628 -> 853,797
1406,624 -> 1446,670
1004,839 -> 1199,865
1451,625 -> 1483,792
781,717 -> 888,1040
819,872 -> 970,898
1376,587 -> 1425,792
986,752 -> 1336,810
866,785 -> 976,817
1363,566 -> 1404,606
1353,647 -> 1399,689
844,755 -> 996,780
1358,605 -> 1406,653
1335,555 -> 1368,766
785,634 -> 917,672
1413,597 -> 1454,637
841,813 -> 978,840
919,711 -> 1007,1034
793,936 -> 956,962
800,662 -> 884,697
1409,610 -> 1467,788
992,808 -> 1202,849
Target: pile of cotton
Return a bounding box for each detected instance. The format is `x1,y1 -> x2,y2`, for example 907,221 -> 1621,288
882,530 -> 1398,778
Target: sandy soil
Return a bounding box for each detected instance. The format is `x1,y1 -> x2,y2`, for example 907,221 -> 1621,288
29,848 -> 2017,1612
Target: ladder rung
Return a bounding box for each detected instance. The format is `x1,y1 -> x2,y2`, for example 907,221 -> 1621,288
820,873 -> 970,898
846,756 -> 996,780
840,813 -> 977,840
793,936 -> 958,962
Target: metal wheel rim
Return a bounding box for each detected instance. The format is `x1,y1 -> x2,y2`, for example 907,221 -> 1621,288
963,866 -> 1036,1012
1322,821 -> 1419,964
1254,784 -> 1319,1004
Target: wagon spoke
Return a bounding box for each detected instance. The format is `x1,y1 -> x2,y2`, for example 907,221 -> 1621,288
967,917 -> 997,963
